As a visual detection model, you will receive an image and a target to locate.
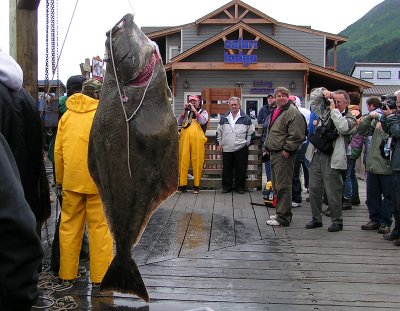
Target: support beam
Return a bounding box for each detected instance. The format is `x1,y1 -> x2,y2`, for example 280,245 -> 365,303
9,0 -> 40,101
17,0 -> 40,10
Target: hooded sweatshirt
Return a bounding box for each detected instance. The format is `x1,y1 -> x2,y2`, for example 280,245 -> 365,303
0,47 -> 23,91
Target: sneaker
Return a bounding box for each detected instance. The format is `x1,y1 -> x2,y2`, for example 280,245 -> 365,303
177,186 -> 187,193
351,197 -> 361,205
193,186 -> 199,194
393,238 -> 400,246
266,219 -> 281,226
269,214 -> 277,220
377,224 -> 390,234
361,220 -> 380,230
291,202 -> 301,208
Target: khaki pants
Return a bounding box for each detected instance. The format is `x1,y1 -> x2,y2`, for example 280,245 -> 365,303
309,152 -> 343,224
270,151 -> 296,226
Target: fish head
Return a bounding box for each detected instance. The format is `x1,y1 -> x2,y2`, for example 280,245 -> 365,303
105,14 -> 154,85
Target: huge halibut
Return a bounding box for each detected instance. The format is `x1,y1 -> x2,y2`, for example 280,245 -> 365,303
88,14 -> 178,302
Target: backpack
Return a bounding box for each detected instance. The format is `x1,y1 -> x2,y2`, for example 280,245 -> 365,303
308,116 -> 339,155
262,181 -> 277,208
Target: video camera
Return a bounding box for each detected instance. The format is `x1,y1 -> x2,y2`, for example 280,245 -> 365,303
381,94 -> 397,110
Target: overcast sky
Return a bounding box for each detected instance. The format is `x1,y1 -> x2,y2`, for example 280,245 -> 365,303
0,0 -> 384,83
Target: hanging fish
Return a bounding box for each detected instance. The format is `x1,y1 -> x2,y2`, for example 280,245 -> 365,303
88,13 -> 178,302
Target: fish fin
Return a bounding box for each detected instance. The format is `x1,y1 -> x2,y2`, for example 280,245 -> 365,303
100,255 -> 149,302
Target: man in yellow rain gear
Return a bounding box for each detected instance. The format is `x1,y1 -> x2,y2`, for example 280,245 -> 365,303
54,79 -> 113,285
177,95 -> 208,194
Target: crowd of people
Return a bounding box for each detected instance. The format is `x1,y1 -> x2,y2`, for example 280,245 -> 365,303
1,44 -> 400,309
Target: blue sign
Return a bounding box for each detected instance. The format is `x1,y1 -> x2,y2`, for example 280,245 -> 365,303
224,38 -> 258,67
224,52 -> 257,67
224,39 -> 258,50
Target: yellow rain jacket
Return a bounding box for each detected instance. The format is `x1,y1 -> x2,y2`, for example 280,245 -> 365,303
54,93 -> 113,283
54,94 -> 98,193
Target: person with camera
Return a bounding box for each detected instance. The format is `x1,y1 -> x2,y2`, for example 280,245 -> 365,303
380,90 -> 400,246
357,97 -> 393,235
177,95 -> 208,194
305,88 -> 356,232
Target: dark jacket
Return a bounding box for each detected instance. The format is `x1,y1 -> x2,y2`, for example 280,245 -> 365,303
257,104 -> 270,125
0,82 -> 51,222
381,113 -> 400,171
0,133 -> 43,311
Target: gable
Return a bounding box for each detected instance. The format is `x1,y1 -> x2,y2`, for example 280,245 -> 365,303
170,22 -> 310,66
196,0 -> 277,25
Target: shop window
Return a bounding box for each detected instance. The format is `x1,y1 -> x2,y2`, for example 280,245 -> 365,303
377,71 -> 391,79
360,70 -> 374,79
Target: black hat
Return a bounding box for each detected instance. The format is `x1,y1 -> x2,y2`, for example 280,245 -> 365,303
67,75 -> 87,90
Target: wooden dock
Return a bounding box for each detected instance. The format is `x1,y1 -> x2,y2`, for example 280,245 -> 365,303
38,182 -> 400,311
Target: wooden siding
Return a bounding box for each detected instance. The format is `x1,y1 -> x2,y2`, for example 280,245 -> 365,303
268,25 -> 325,67
182,25 -> 226,52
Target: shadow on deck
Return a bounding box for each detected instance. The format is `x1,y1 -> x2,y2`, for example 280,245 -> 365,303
37,181 -> 400,311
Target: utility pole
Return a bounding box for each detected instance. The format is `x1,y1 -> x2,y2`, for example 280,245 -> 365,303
9,0 -> 41,101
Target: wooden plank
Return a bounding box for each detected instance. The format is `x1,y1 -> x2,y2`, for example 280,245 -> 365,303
209,191 -> 236,250
132,194 -> 179,265
231,192 -> 261,244
145,193 -> 196,263
180,191 -> 215,256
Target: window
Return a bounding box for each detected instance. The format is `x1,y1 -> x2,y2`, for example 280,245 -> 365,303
360,71 -> 373,79
168,46 -> 180,63
377,71 -> 391,79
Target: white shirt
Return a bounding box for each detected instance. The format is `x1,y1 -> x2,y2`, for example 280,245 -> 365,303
228,111 -> 241,129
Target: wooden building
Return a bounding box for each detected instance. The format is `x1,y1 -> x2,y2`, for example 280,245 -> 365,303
143,0 -> 373,126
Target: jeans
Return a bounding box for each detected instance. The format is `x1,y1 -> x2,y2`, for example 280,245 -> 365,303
292,143 -> 308,203
264,160 -> 271,181
366,173 -> 393,226
343,158 -> 359,199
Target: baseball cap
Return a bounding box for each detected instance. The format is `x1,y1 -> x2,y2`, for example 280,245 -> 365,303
188,95 -> 200,103
82,78 -> 103,94
267,94 -> 274,98
67,75 -> 87,90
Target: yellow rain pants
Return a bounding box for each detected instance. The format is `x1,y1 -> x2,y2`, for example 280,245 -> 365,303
59,190 -> 114,283
179,120 -> 207,187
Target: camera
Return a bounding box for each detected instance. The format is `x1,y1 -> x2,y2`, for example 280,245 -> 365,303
381,94 -> 397,110
323,97 -> 331,106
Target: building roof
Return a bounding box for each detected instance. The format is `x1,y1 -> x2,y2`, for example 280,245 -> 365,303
350,62 -> 400,75
363,85 -> 400,96
144,0 -> 347,45
38,79 -> 66,90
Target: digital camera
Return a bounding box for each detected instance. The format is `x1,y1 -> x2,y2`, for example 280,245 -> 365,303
381,94 -> 397,110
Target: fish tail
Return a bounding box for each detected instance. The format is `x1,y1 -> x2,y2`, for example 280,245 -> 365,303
100,255 -> 149,302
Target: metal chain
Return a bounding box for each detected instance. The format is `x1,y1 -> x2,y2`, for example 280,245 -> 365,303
44,0 -> 50,100
50,0 -> 56,75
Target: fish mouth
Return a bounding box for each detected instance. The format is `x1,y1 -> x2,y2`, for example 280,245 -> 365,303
129,50 -> 159,87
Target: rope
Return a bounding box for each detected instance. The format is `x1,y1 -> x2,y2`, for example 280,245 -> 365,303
32,272 -> 78,310
108,25 -> 155,179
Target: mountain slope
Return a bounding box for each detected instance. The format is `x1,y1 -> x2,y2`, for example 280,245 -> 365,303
335,0 -> 400,74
